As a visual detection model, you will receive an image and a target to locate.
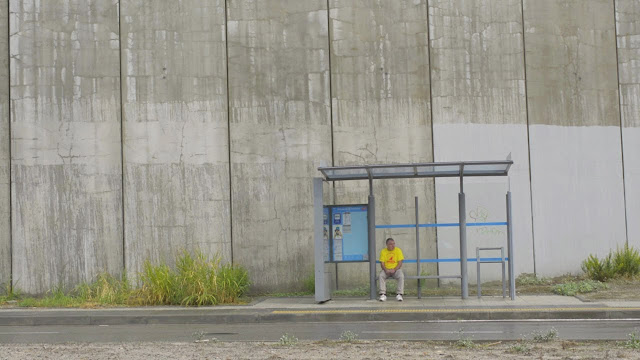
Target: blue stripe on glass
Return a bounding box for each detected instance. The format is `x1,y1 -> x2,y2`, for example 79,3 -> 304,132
375,222 -> 507,229
376,258 -> 508,264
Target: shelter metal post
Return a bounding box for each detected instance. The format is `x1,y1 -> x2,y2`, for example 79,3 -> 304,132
415,196 -> 420,299
459,192 -> 468,299
313,177 -> 330,302
476,247 -> 481,298
368,177 -> 376,300
507,191 -> 515,300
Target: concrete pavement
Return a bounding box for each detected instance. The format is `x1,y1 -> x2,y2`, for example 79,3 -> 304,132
2,295 -> 640,326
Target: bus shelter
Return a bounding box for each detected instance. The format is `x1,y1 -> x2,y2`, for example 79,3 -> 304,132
313,159 -> 515,302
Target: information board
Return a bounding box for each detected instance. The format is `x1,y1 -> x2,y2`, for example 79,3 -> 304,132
325,205 -> 369,262
323,207 -> 330,261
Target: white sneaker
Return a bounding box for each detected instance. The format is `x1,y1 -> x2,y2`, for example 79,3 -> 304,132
379,294 -> 387,302
396,294 -> 403,301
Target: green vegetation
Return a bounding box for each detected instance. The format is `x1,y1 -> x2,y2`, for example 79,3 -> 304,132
76,273 -> 135,305
18,287 -> 86,308
339,330 -> 358,342
624,332 -> 640,350
278,333 -> 299,346
139,251 -> 249,306
303,273 -> 315,294
0,281 -> 21,304
0,250 -> 250,308
582,244 -> 640,281
508,341 -> 532,354
531,327 -> 558,343
516,273 -> 552,286
455,329 -> 475,349
582,254 -> 617,282
454,337 -> 475,349
552,280 -> 607,296
612,244 -> 640,277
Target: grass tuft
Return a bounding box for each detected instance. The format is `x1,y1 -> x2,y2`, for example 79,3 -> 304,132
139,250 -> 250,306
613,244 -> 640,278
4,250 -> 249,308
582,244 -> 640,281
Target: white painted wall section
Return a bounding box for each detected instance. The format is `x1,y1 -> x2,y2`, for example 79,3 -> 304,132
529,125 -> 627,275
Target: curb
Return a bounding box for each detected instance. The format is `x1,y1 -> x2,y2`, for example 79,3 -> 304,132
2,307 -> 640,326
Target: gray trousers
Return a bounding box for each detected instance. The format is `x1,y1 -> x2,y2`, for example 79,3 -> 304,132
378,269 -> 404,295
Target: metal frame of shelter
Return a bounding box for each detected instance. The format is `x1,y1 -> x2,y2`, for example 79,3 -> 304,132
313,159 -> 516,302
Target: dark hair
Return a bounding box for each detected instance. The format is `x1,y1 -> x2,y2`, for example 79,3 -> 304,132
385,237 -> 394,244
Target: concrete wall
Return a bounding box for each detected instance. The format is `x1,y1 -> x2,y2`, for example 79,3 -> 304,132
0,0 -> 8,291
120,0 -> 231,278
227,0 -> 333,291
524,0 -> 627,276
430,0 -> 534,281
1,0 -> 639,293
10,0 -> 123,293
330,0 -> 436,287
616,0 -> 640,247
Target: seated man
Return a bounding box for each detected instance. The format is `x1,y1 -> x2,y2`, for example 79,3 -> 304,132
378,237 -> 404,301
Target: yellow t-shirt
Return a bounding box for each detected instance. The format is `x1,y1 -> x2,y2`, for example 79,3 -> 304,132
379,247 -> 404,269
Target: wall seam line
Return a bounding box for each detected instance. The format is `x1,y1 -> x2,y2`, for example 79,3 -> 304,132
224,0 -> 234,265
426,0 -> 439,284
7,0 -> 12,292
117,0 -> 126,276
520,0 -> 537,275
612,0 -> 629,246
327,0 -> 334,169
326,0 -> 337,282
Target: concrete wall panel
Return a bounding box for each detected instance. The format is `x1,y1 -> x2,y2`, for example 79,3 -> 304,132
227,0 -> 332,291
616,0 -> 640,247
330,0 -> 436,287
524,0 -> 627,275
121,0 -> 231,277
10,0 -> 123,293
429,0 -> 534,282
0,0 -> 8,290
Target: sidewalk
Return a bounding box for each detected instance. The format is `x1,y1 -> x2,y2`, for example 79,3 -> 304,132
1,295 -> 640,326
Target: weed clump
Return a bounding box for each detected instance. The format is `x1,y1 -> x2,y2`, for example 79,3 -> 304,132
508,341 -> 531,354
552,280 -> 607,296
339,330 -> 358,342
516,273 -> 551,286
531,327 -> 558,342
624,332 -> 640,349
582,244 -> 640,281
279,333 -> 299,346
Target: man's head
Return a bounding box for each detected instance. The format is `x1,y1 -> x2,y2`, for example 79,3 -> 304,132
385,238 -> 395,251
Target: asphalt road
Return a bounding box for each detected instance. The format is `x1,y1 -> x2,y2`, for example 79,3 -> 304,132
1,319 -> 640,343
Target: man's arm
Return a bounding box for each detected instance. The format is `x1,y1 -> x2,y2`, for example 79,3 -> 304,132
395,260 -> 403,271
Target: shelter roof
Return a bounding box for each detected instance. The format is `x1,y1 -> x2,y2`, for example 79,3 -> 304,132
318,160 -> 512,181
